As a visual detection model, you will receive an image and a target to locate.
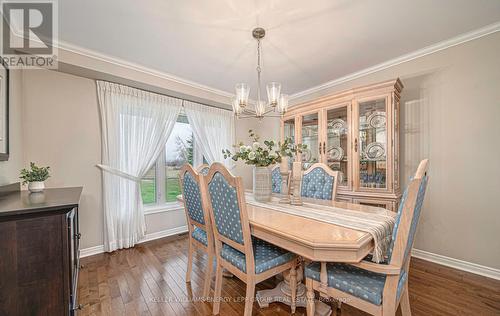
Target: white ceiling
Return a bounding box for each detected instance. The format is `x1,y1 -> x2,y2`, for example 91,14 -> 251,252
58,0 -> 500,98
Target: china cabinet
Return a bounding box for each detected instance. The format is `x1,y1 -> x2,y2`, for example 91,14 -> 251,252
281,79 -> 403,211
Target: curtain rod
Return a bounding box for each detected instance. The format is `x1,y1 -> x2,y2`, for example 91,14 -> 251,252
98,79 -> 232,112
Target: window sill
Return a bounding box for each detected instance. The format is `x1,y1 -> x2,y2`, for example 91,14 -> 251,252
144,202 -> 184,215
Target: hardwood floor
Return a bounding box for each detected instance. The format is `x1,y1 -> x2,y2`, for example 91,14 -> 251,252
78,234 -> 500,316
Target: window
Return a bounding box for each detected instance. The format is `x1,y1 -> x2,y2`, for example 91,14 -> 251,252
140,112 -> 204,206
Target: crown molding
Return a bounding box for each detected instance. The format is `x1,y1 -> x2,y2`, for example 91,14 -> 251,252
8,20 -> 499,104
7,29 -> 234,101
56,40 -> 234,99
290,21 -> 500,100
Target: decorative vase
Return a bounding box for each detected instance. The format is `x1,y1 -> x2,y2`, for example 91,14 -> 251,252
28,181 -> 45,193
28,192 -> 46,203
253,166 -> 272,202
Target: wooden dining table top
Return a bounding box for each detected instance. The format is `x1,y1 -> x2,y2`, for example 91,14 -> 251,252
177,192 -> 386,263
247,194 -> 381,263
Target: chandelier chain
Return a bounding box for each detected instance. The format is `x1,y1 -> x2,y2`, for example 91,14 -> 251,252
256,38 -> 262,103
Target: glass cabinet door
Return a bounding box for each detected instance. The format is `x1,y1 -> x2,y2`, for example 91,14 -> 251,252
301,113 -> 320,170
283,118 -> 296,167
326,106 -> 349,187
357,98 -> 387,189
283,118 -> 295,143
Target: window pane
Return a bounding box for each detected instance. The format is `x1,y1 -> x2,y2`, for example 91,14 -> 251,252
141,165 -> 156,204
166,115 -> 193,202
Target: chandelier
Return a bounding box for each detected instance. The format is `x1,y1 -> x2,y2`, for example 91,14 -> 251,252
232,27 -> 288,119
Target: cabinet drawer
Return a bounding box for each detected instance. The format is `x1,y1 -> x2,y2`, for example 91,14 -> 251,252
353,198 -> 394,211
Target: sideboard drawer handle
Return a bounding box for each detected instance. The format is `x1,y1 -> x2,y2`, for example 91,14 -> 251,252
75,233 -> 82,239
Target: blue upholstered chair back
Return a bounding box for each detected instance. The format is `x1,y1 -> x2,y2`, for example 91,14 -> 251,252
207,172 -> 245,245
301,165 -> 336,200
181,171 -> 205,225
271,166 -> 282,193
402,175 -> 428,263
387,175 -> 429,264
199,166 -> 210,176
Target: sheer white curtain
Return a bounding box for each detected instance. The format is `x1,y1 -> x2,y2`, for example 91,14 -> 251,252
96,81 -> 181,252
184,101 -> 235,167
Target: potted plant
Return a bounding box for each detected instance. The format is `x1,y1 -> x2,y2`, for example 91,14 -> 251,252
223,130 -> 306,202
20,162 -> 51,193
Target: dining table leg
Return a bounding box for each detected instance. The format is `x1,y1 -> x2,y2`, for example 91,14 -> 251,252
255,258 -> 331,315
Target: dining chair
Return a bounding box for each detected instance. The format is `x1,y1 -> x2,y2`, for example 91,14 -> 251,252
304,159 -> 429,316
204,162 -> 298,316
179,163 -> 214,299
271,165 -> 291,194
301,163 -> 339,201
197,163 -> 210,176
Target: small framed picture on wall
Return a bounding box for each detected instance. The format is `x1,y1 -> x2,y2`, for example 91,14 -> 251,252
0,60 -> 9,161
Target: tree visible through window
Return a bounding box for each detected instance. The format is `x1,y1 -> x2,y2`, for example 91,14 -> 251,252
165,115 -> 193,202
140,113 -> 202,205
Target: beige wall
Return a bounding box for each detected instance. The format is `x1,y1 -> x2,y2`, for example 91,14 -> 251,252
290,32 -> 500,269
21,70 -> 187,249
7,31 -> 500,270
0,71 -> 23,185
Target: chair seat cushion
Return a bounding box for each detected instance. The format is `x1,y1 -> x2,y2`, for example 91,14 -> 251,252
221,237 -> 295,274
305,262 -> 386,305
192,227 -> 208,246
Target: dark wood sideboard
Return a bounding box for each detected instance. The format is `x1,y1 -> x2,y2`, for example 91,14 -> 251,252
0,186 -> 83,315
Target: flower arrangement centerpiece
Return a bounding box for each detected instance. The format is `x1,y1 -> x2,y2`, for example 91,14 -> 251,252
223,130 -> 306,201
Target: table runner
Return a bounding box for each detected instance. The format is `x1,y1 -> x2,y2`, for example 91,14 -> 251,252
245,193 -> 396,263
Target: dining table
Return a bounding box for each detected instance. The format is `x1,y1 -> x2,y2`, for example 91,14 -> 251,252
178,191 -> 395,316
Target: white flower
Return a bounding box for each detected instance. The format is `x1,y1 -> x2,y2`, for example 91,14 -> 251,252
269,152 -> 277,159
248,151 -> 256,160
246,145 -> 253,151
252,142 -> 260,150
239,145 -> 247,153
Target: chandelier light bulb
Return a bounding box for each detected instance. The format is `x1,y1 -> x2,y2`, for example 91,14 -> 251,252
255,100 -> 266,118
277,94 -> 289,114
235,83 -> 250,108
231,97 -> 242,115
266,82 -> 281,107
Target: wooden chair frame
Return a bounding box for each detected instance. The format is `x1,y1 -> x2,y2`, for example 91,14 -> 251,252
179,164 -> 215,299
306,159 -> 429,316
301,162 -> 340,201
204,163 -> 298,316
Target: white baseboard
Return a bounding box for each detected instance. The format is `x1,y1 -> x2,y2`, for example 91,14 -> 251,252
80,244 -> 105,258
412,248 -> 500,281
79,225 -> 188,258
138,225 -> 188,244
